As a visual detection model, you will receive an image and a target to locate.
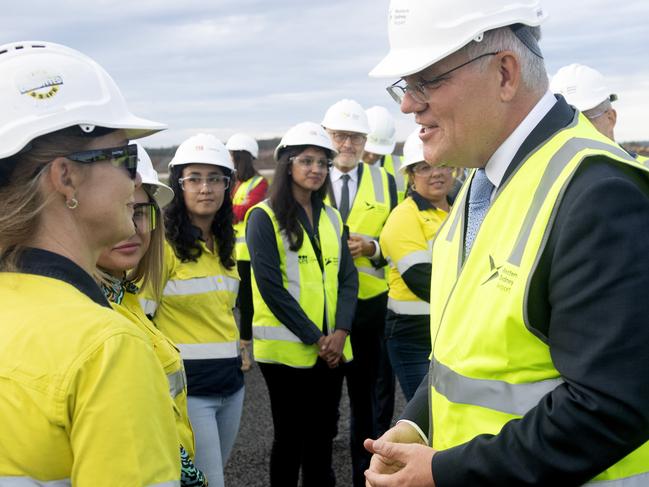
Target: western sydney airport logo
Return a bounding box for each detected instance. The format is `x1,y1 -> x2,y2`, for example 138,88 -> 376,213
19,72 -> 64,100
482,255 -> 518,292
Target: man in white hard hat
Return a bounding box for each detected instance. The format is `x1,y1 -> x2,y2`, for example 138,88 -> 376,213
363,106 -> 408,202
364,1 -> 649,486
322,98 -> 398,487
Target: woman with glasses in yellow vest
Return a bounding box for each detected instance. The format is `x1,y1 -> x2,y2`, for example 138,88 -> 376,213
226,133 -> 268,371
96,144 -> 207,486
0,42 -> 179,485
246,122 -> 358,487
379,129 -> 453,400
141,133 -> 242,487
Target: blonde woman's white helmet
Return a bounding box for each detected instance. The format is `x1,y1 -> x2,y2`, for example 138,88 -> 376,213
365,106 -> 397,155
226,133 -> 259,159
550,63 -> 617,112
369,0 -> 547,78
135,143 -> 174,208
0,41 -> 166,160
168,133 -> 234,173
321,99 -> 370,134
400,128 -> 425,172
274,122 -> 338,161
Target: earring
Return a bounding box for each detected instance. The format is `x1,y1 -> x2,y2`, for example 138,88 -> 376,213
66,197 -> 79,209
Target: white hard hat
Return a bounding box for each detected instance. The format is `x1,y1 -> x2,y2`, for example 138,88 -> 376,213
369,0 -> 547,78
168,133 -> 234,173
321,99 -> 370,134
135,143 -> 174,208
226,133 -> 259,159
400,128 -> 425,172
550,63 -> 617,112
0,41 -> 166,160
274,122 -> 337,161
364,106 -> 397,155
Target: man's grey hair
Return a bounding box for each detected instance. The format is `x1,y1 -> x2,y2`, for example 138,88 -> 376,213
461,26 -> 548,95
583,99 -> 613,119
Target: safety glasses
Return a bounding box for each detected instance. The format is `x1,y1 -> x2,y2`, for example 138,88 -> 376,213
65,143 -> 138,179
132,202 -> 158,233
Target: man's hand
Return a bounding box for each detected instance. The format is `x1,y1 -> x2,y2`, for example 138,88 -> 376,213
364,440 -> 437,487
348,235 -> 376,258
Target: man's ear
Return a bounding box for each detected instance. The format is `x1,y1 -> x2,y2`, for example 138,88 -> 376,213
496,51 -> 521,103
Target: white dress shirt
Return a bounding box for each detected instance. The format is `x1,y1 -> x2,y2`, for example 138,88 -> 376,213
330,165 -> 359,208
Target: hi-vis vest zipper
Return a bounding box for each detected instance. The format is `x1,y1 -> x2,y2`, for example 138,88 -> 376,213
344,164 -> 391,300
234,175 -> 264,261
250,200 -> 353,368
429,113 -> 649,484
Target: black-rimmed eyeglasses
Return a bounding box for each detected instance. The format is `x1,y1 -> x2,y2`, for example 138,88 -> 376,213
387,52 -> 500,104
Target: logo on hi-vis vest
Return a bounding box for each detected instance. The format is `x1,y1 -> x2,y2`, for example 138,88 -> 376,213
482,255 -> 518,292
324,257 -> 339,266
363,201 -> 376,211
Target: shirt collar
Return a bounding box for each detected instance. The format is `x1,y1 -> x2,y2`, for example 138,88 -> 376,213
16,248 -> 110,307
484,90 -> 557,189
331,164 -> 359,183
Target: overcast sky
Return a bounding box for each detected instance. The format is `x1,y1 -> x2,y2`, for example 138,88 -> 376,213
3,1 -> 648,147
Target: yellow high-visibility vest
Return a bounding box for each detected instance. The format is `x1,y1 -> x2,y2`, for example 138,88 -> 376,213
249,200 -> 353,368
234,175 -> 265,261
383,154 -> 406,203
429,113 -> 649,484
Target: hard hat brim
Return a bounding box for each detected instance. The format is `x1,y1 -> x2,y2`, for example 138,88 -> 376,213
145,182 -> 175,209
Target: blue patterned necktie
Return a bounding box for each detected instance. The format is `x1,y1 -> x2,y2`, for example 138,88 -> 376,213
339,174 -> 351,222
464,168 -> 494,258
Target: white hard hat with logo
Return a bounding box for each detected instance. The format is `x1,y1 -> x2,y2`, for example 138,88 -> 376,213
400,128 -> 425,172
550,63 -> 617,112
321,99 -> 371,134
0,41 -> 166,160
274,122 -> 338,161
369,0 -> 547,78
135,143 -> 174,208
365,106 -> 397,155
168,133 -> 234,173
226,133 -> 259,159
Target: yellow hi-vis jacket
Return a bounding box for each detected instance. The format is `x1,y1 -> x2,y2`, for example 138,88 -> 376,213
111,291 -> 195,459
429,114 -> 649,484
0,272 -> 179,486
250,201 -> 353,368
345,164 -> 392,300
382,154 -> 406,203
379,195 -> 448,315
234,175 -> 265,261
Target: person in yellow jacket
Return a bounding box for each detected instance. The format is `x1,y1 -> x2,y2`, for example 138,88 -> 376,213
379,129 -> 453,400
226,132 -> 268,371
141,133 -> 242,487
0,41 -> 179,485
246,122 -> 358,487
96,145 -> 207,486
365,1 -> 649,486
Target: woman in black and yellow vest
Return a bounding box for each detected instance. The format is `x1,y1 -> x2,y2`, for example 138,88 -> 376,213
246,122 -> 358,487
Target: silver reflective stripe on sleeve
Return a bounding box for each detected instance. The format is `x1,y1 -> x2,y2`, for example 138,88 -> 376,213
0,478 -> 71,486
356,266 -> 385,279
162,276 -> 239,296
236,236 -> 246,244
140,298 -> 158,315
387,298 -> 430,315
177,341 -> 239,360
148,482 -> 180,487
168,369 -> 187,398
395,250 -> 431,275
584,473 -> 649,486
432,357 -> 564,416
367,164 -> 385,204
253,325 -> 303,343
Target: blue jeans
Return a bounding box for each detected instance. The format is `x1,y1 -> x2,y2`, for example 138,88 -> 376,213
385,311 -> 431,400
187,386 -> 244,487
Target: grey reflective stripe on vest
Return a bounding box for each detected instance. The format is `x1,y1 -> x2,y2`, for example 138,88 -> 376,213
432,357 -> 564,416
388,297 -> 430,315
367,165 -> 385,204
584,472 -> 649,486
282,233 -> 301,302
140,298 -> 158,315
357,266 -> 385,279
246,176 -> 262,196
396,250 -> 431,275
163,275 -> 239,296
253,325 -> 303,343
168,369 -> 186,398
508,137 -> 637,266
150,483 -> 180,487
350,232 -> 378,241
177,341 -> 239,360
0,478 -> 71,486
236,236 -> 246,244
324,205 -> 343,264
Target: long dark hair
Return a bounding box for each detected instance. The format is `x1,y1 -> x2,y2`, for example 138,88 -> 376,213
231,150 -> 257,182
268,145 -> 332,251
164,164 -> 236,269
